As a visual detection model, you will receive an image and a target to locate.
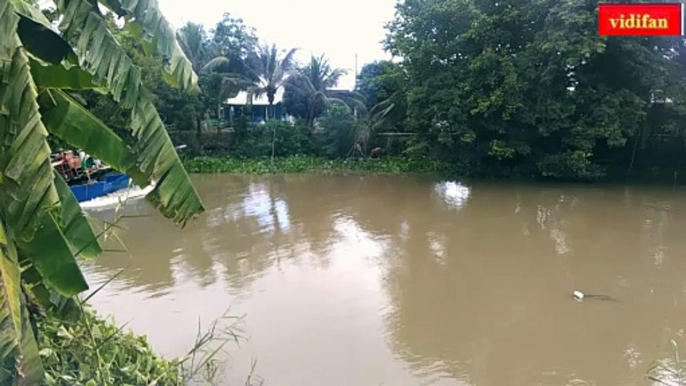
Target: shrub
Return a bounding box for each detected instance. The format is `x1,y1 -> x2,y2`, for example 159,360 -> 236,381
318,105 -> 357,158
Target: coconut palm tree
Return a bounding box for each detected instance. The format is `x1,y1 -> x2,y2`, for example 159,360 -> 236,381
242,43 -> 298,163
200,56 -> 253,122
178,21 -> 255,126
177,22 -> 210,72
284,55 -> 367,129
245,43 -> 298,119
0,0 -> 203,383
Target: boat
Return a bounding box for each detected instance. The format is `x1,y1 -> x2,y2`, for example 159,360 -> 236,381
69,172 -> 131,203
51,150 -> 133,203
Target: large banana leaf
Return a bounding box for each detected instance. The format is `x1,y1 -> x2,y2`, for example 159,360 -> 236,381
50,0 -> 204,224
132,94 -> 204,225
0,4 -> 88,297
38,89 -> 148,186
17,14 -> 75,65
19,257 -> 82,322
38,89 -> 131,173
14,0 -> 204,225
94,0 -> 198,92
0,0 -> 201,380
53,172 -> 102,260
30,58 -> 106,92
0,219 -> 44,386
16,212 -> 89,297
56,0 -> 142,108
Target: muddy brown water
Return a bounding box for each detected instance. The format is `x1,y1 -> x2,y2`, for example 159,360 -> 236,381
83,174 -> 686,385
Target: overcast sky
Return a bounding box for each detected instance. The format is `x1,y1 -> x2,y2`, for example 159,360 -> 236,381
158,0 -> 397,90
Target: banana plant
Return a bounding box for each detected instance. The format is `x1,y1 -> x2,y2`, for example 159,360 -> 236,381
0,0 -> 205,383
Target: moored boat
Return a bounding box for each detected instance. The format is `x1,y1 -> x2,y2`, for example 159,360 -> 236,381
52,150 -> 132,203
69,172 -> 131,203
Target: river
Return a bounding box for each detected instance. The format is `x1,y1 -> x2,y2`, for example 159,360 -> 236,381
82,174 -> 686,386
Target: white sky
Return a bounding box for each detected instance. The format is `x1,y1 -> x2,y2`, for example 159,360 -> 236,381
158,0 -> 397,90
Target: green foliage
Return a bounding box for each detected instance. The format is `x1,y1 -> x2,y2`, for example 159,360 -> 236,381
537,151 -> 605,180
245,44 -> 298,121
283,55 -> 365,128
318,105 -> 357,158
210,13 -> 258,62
38,308 -> 180,386
356,61 -> 404,111
0,0 -> 203,382
183,155 -> 449,174
230,120 -> 313,158
383,0 -> 686,180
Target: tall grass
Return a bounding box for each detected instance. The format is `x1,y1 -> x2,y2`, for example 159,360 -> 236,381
37,305 -> 248,386
648,340 -> 686,386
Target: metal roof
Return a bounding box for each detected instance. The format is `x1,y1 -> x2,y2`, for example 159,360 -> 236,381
225,89 -> 284,106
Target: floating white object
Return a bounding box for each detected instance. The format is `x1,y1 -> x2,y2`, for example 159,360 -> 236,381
573,290 -> 585,300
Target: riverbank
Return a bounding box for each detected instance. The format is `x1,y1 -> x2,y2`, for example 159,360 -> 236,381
37,307 -> 181,385
182,155 -> 451,174
37,306 -> 235,385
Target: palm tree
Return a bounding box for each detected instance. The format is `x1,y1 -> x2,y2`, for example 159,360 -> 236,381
243,43 -> 298,163
284,55 -> 367,129
245,43 -> 298,119
177,22 -> 210,72
177,22 -> 214,136
201,56 -> 253,123
0,0 -> 203,383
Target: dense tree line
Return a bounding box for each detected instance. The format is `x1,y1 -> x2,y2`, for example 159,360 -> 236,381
83,1 -> 686,181
358,0 -> 686,180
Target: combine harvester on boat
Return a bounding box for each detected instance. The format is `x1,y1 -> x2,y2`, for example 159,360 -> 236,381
52,145 -> 186,209
51,150 -> 145,209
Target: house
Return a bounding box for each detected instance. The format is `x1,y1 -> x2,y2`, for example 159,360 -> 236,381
223,89 -> 291,124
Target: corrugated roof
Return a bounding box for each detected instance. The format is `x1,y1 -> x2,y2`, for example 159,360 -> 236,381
225,89 -> 284,106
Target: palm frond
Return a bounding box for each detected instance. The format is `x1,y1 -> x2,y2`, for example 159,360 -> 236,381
201,56 -> 231,74
177,22 -> 206,71
218,74 -> 252,100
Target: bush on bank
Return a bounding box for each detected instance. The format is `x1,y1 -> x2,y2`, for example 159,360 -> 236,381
182,155 -> 451,174
37,308 -> 180,386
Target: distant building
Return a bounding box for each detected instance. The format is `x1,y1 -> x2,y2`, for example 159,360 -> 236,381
223,89 -> 292,123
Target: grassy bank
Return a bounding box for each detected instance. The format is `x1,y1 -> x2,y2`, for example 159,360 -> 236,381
38,308 -> 180,385
37,306 -> 238,385
182,155 -> 450,174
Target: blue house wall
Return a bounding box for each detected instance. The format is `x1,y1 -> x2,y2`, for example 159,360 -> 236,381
223,103 -> 286,123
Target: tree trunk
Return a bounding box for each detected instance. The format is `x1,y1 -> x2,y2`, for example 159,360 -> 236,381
216,102 -> 222,134
309,105 -> 316,131
196,115 -> 202,140
270,102 -> 276,171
